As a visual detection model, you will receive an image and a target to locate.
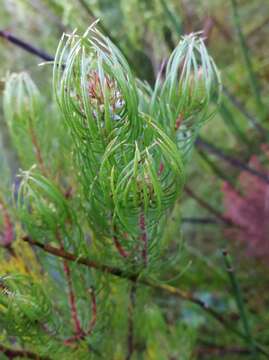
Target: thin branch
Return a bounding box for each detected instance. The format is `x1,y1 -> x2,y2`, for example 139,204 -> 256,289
56,231 -> 82,337
0,30 -> 54,62
139,212 -> 147,266
62,256 -> 82,335
87,288 -> 97,336
0,344 -> 51,360
196,137 -> 269,185
22,236 -> 269,358
184,186 -> 236,227
196,148 -> 237,188
112,225 -> 129,258
28,117 -> 48,177
64,288 -> 97,346
0,197 -> 14,253
181,217 -> 219,225
197,342 -> 250,358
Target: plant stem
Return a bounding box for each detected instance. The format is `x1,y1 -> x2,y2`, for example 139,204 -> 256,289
112,225 -> 129,258
57,231 -> 82,336
23,236 -> 269,357
139,212 -> 147,266
197,341 -> 250,357
196,137 -> 269,185
184,186 -> 236,227
0,344 -> 51,360
181,217 -> 219,225
222,250 -> 257,358
197,148 -> 237,188
28,117 -> 48,177
62,256 -> 82,335
0,30 -> 54,61
87,288 -> 97,336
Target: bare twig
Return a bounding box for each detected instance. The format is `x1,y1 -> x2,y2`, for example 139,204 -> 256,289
184,186 -> 236,227
112,225 -> 129,258
181,217 -> 219,225
0,30 -> 54,62
196,137 -> 269,184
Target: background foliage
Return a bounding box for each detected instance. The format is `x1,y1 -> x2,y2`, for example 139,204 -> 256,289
0,0 -> 269,359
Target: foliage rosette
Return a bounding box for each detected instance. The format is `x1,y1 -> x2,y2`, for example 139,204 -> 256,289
150,32 -> 221,158
53,23 -> 213,265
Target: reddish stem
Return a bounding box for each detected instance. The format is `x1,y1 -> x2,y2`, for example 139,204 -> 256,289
184,186 -> 237,227
56,231 -> 82,336
112,225 -> 129,258
62,256 -> 82,335
28,117 -> 47,176
0,344 -> 51,360
87,288 -> 97,335
175,112 -> 184,130
0,198 -> 14,249
158,162 -> 164,176
64,288 -> 97,345
113,235 -> 129,258
139,213 -> 147,266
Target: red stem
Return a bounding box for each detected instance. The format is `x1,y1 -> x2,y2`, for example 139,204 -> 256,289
64,288 -> 97,345
28,118 -> 47,177
0,198 -> 14,248
87,288 -> 97,335
0,344 -> 51,360
112,225 -> 130,258
139,213 -> 147,266
113,235 -> 129,258
62,256 -> 82,335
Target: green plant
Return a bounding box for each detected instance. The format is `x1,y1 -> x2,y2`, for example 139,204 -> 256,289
0,22 -> 221,359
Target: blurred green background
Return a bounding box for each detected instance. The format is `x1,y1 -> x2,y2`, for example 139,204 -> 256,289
0,0 -> 269,359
